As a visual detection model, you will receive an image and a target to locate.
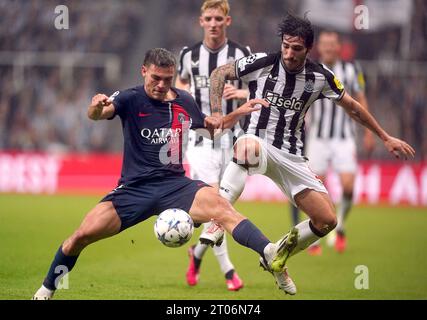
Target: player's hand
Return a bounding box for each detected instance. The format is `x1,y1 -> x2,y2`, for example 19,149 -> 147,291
223,84 -> 248,100
383,136 -> 415,160
204,116 -> 224,138
238,99 -> 270,115
204,116 -> 223,130
363,130 -> 375,155
91,94 -> 112,110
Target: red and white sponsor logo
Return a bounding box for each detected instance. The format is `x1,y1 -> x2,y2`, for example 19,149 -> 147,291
0,153 -> 60,193
0,152 -> 121,194
0,152 -> 426,206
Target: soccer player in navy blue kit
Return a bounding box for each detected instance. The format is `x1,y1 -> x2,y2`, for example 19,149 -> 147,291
32,48 -> 299,299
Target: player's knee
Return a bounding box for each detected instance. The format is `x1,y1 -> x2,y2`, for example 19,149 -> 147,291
70,229 -> 94,250
323,214 -> 337,233
312,214 -> 337,235
233,139 -> 260,168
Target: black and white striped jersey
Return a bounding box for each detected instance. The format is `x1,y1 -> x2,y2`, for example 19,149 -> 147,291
308,60 -> 365,141
178,40 -> 250,147
235,52 -> 345,157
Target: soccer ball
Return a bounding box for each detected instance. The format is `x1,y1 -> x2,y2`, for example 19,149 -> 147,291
154,208 -> 194,248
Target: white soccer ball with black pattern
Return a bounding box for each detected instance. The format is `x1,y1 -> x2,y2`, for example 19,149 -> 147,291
154,208 -> 194,248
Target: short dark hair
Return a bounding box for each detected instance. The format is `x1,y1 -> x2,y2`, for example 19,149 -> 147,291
143,48 -> 176,68
278,13 -> 314,49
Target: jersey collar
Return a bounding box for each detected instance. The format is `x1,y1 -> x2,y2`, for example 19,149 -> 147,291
202,39 -> 228,54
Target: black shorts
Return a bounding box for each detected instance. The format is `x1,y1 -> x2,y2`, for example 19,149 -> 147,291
100,175 -> 209,232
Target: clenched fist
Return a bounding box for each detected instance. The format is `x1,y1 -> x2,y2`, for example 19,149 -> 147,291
91,94 -> 112,109
88,93 -> 114,120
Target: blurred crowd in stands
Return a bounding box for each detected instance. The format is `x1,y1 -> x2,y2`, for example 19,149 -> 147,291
0,0 -> 142,152
0,0 -> 425,160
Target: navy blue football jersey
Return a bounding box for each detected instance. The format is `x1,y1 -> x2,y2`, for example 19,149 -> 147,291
108,86 -> 206,184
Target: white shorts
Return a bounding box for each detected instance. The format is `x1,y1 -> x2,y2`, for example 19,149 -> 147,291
185,145 -> 233,185
306,137 -> 357,175
235,134 -> 328,206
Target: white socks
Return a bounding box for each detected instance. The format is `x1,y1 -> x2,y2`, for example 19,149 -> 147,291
204,160 -> 247,274
194,161 -> 248,274
195,224 -> 235,275
194,242 -> 208,260
290,219 -> 322,257
219,161 -> 248,204
212,234 -> 234,274
194,222 -> 213,259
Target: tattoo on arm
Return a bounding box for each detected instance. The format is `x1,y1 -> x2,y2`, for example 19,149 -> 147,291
210,62 -> 238,114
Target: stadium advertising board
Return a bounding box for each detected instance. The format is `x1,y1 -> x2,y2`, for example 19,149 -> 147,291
0,152 -> 425,206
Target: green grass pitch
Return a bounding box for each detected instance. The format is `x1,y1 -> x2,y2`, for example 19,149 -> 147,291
1,194 -> 426,300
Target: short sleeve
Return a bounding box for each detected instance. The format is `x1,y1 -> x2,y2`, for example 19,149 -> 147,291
188,99 -> 206,129
320,64 -> 345,101
235,52 -> 270,82
108,89 -> 133,120
178,46 -> 190,80
179,90 -> 206,129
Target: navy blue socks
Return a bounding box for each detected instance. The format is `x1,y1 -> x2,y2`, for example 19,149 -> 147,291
232,219 -> 270,259
42,245 -> 79,290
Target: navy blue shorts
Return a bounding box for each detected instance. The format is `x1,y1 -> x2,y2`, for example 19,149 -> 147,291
101,175 -> 209,232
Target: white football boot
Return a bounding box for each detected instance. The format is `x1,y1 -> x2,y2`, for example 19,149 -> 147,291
199,221 -> 224,247
32,285 -> 54,300
259,228 -> 299,295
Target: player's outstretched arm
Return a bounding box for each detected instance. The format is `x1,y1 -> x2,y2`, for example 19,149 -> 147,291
201,99 -> 269,140
354,92 -> 375,154
222,98 -> 269,129
210,62 -> 239,116
337,92 -> 415,159
87,94 -> 115,121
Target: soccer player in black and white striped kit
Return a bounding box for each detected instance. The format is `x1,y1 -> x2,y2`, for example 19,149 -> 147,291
201,13 -> 414,294
175,0 -> 250,291
306,30 -> 375,255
